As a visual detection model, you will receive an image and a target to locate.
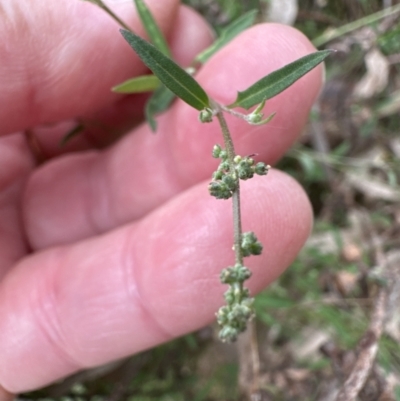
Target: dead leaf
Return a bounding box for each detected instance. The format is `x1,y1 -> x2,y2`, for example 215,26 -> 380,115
353,48 -> 390,99
264,0 -> 298,25
341,243 -> 362,262
346,171 -> 400,202
377,89 -> 400,118
291,329 -> 331,361
285,368 -> 311,381
334,271 -> 359,295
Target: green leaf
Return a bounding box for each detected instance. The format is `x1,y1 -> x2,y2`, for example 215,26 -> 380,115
145,85 -> 175,132
112,75 -> 160,93
121,30 -> 210,110
229,49 -> 333,110
133,0 -> 171,56
195,9 -> 257,64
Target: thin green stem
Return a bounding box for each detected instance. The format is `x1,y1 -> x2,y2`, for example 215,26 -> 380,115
214,108 -> 244,267
85,0 -> 132,31
219,104 -> 248,121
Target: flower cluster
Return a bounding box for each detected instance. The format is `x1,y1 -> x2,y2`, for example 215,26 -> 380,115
216,233 -> 264,342
217,263 -> 253,341
217,286 -> 254,342
208,145 -> 270,200
209,144 -> 269,341
241,231 -> 263,256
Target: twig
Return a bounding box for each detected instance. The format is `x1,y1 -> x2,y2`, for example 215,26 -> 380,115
335,287 -> 388,401
237,319 -> 262,399
249,319 -> 261,394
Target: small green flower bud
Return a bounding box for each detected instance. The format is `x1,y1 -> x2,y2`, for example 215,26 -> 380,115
216,305 -> 230,325
219,325 -> 239,343
246,99 -> 266,124
225,316 -> 245,332
238,159 -> 255,179
244,100 -> 276,125
218,160 -> 230,172
224,288 -> 235,304
222,174 -> 237,192
233,155 -> 242,164
254,162 -> 270,176
212,170 -> 223,180
220,265 -> 250,284
219,150 -> 228,160
199,108 -> 213,123
246,157 -> 254,166
220,266 -> 237,285
247,112 -> 264,124
212,144 -> 222,158
230,304 -> 253,322
241,232 -> 263,257
208,181 -> 232,200
237,163 -> 254,180
235,265 -> 252,282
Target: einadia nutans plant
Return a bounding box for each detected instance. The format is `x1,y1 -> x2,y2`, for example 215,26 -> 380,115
85,0 -> 332,342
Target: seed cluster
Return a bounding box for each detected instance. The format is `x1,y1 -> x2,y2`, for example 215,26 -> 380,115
208,145 -> 269,200
216,231 -> 264,342
210,145 -> 269,342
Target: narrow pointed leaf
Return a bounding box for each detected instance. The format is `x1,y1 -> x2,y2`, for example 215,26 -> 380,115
121,30 -> 210,110
229,50 -> 333,110
133,0 -> 171,56
195,10 -> 257,64
145,85 -> 175,132
112,74 -> 160,93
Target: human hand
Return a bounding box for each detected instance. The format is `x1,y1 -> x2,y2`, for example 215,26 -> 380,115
0,0 -> 322,393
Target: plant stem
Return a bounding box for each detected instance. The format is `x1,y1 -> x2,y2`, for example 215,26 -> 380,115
86,0 -> 132,32
219,104 -> 248,121
214,108 -> 244,267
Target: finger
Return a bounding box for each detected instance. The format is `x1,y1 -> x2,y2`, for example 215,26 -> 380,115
0,134 -> 35,278
23,5 -> 214,157
0,170 -> 312,392
0,0 -> 179,136
0,384 -> 14,401
24,23 -> 322,249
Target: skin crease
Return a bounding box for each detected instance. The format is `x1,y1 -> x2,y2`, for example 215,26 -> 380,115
0,0 -> 322,394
